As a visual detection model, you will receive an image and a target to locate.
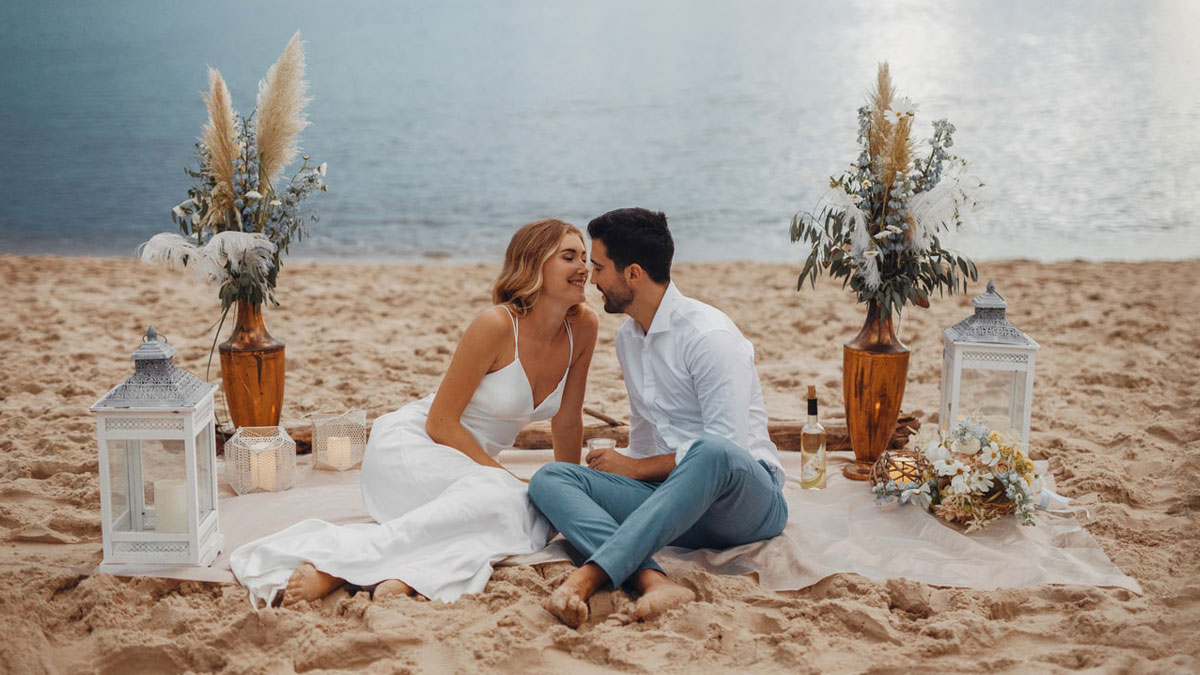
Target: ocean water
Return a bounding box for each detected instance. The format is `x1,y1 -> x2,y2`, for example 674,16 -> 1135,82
1,0 -> 1198,264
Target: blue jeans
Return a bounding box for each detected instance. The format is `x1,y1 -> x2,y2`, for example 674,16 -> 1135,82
528,434 -> 788,588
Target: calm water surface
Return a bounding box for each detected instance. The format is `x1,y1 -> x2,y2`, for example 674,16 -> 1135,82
1,0 -> 1198,263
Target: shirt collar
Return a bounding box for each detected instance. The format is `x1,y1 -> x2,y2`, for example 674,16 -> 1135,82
644,282 -> 682,336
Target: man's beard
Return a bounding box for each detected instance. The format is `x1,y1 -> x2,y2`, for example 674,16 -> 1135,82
599,280 -> 633,314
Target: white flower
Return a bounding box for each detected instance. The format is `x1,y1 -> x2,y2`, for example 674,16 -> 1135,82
925,439 -> 951,464
949,470 -> 972,495
900,482 -> 931,507
874,230 -> 891,240
245,190 -> 264,200
270,199 -> 282,207
317,162 -> 327,176
967,470 -> 994,493
979,441 -> 1000,467
888,97 -> 918,120
885,224 -> 904,235
934,458 -> 966,478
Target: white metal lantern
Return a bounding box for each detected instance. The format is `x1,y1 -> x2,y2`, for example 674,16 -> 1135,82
940,281 -> 1040,444
90,327 -> 222,568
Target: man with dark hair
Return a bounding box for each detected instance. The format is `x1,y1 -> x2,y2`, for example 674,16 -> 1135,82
529,207 -> 787,628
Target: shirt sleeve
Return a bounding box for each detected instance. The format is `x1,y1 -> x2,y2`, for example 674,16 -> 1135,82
681,328 -> 754,459
626,405 -> 657,457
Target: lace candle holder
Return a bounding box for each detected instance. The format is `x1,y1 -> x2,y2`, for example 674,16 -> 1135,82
226,426 -> 297,494
311,409 -> 367,471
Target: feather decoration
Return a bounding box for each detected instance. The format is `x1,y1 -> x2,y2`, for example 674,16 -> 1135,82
139,231 -> 276,296
908,165 -> 984,252
256,31 -> 311,193
816,187 -> 882,291
200,68 -> 240,230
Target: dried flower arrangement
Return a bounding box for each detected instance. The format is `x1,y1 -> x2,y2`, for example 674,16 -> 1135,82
873,416 -> 1044,532
791,63 -> 982,317
140,32 -> 327,312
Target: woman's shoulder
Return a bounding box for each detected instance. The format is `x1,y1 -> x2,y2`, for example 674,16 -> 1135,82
460,306 -> 515,344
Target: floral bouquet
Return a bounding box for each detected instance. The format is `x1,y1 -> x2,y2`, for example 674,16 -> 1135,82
140,32 -> 327,313
791,63 -> 983,318
873,417 -> 1044,532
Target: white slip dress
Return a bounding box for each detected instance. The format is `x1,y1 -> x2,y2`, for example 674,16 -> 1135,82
230,309 -> 571,606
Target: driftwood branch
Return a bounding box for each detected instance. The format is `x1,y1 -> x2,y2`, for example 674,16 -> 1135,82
221,413 -> 920,455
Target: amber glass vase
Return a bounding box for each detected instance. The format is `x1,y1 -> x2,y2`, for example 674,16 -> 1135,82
842,301 -> 909,481
219,300 -> 285,428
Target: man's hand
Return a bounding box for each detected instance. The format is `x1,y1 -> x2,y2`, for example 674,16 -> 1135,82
585,448 -> 641,479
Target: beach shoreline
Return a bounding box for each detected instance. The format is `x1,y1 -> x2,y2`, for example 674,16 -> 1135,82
1,254 -> 1197,672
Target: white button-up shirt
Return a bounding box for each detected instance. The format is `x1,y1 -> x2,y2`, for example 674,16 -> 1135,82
616,282 -> 785,483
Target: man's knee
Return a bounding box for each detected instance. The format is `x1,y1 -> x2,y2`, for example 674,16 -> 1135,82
528,461 -> 583,507
684,435 -> 742,470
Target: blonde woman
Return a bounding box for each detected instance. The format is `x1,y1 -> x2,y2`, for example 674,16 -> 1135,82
231,219 -> 598,606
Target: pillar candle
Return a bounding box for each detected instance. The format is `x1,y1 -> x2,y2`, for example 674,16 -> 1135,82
249,449 -> 277,491
326,436 -> 353,471
154,478 -> 188,533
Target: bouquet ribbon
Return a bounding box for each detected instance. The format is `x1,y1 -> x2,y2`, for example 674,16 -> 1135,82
1036,488 -> 1091,521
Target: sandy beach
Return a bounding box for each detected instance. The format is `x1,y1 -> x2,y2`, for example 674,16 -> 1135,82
1,254 -> 1197,673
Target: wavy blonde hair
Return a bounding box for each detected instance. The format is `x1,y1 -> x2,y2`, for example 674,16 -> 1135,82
493,219 -> 585,321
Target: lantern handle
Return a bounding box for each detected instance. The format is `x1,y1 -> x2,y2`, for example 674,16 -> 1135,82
142,326 -> 168,344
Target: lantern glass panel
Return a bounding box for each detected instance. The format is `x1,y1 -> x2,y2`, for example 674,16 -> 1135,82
105,440 -> 132,531
195,428 -> 214,520
138,439 -> 187,532
958,369 -> 1025,431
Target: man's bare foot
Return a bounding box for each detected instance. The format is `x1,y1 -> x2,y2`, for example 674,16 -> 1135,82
282,563 -> 345,606
544,563 -> 609,628
372,579 -> 416,601
632,570 -> 695,622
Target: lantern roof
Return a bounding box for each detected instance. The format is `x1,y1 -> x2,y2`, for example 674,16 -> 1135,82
92,327 -> 215,411
944,281 -> 1040,349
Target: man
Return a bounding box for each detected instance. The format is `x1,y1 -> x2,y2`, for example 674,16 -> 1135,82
528,207 -> 788,628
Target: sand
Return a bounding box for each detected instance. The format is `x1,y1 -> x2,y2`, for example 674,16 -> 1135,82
1,254 -> 1197,673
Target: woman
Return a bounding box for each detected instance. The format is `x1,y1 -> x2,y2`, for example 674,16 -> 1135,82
231,219 -> 598,606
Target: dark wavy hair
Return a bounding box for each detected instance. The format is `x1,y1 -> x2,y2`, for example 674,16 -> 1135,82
586,208 -> 673,283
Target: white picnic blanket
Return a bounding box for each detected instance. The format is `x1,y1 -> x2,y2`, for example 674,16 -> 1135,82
94,450 -> 1142,595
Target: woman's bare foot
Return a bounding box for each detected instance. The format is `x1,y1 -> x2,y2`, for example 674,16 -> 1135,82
372,579 -> 416,601
631,570 -> 695,622
282,563 -> 345,606
544,563 -> 608,628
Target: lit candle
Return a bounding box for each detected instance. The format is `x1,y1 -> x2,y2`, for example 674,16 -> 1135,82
249,448 -> 277,491
154,478 -> 188,533
326,436 -> 353,471
889,457 -> 916,482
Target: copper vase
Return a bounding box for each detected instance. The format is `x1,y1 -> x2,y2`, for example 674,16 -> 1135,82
219,300 -> 285,428
842,301 -> 910,481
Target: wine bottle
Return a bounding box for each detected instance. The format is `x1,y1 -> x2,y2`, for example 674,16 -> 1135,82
801,385 -> 826,489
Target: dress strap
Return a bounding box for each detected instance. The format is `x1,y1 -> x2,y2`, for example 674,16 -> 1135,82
503,306 -> 519,356
564,319 -> 573,370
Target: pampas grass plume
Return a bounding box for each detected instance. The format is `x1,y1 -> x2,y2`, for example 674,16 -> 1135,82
256,31 -> 311,192
868,63 -> 895,162
201,68 -> 239,229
